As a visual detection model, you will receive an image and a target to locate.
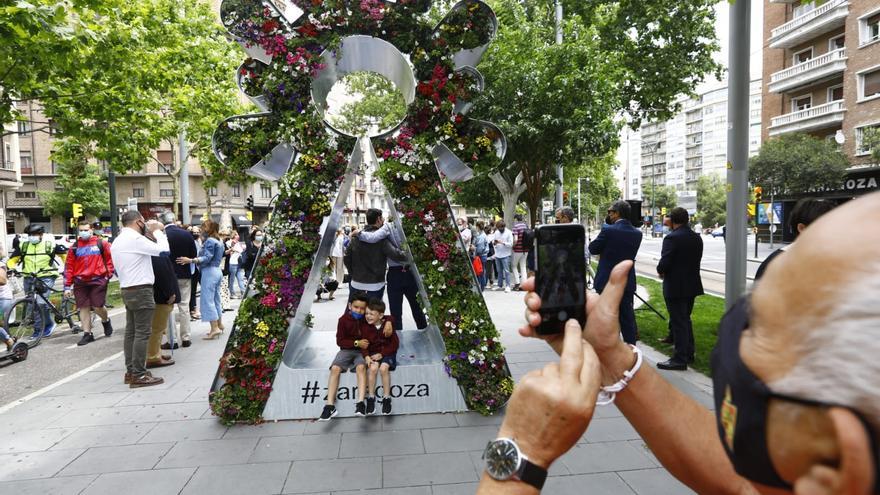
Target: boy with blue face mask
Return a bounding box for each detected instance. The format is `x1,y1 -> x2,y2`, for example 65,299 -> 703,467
64,220 -> 115,346
319,294 -> 371,421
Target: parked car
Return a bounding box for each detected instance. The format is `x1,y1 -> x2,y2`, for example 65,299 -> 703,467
711,226 -> 726,238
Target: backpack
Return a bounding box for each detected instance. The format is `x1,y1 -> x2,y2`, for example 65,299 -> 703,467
519,228 -> 536,250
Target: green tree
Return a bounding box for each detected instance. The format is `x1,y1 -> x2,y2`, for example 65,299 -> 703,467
328,72 -> 407,137
749,133 -> 850,196
696,173 -> 726,228
863,127 -> 880,163
476,0 -> 721,224
562,153 -> 621,225
449,172 -> 503,215
641,184 -> 678,215
39,139 -> 109,218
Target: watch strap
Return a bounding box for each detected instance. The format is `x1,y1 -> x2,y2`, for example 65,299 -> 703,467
518,458 -> 547,490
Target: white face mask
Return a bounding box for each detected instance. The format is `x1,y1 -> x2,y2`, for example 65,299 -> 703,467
28,235 -> 41,244
254,236 -> 264,242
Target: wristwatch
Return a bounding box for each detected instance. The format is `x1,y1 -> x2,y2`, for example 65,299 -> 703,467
483,438 -> 547,490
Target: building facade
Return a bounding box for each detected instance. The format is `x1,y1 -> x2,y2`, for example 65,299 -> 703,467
618,80 -> 763,202
0,115 -> 23,253
762,0 -> 880,165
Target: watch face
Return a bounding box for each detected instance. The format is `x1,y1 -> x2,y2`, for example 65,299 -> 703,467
484,439 -> 520,480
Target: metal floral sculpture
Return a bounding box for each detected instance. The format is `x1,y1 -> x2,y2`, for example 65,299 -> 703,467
210,0 -> 511,424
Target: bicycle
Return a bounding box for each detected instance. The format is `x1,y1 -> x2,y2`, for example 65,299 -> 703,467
5,271 -> 87,346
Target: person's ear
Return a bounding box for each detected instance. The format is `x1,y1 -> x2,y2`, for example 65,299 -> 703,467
792,408 -> 875,495
797,223 -> 807,234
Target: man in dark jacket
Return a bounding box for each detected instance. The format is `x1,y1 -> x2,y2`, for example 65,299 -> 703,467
146,227 -> 180,368
160,212 -> 197,348
655,207 -> 704,370
344,209 -> 407,303
589,200 -> 642,344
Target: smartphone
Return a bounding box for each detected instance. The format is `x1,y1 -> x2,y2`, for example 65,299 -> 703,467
535,224 -> 586,335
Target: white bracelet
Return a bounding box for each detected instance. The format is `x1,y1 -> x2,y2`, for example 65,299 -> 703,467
596,345 -> 643,406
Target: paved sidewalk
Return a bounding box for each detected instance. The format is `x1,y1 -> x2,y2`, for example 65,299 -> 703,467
0,288 -> 712,494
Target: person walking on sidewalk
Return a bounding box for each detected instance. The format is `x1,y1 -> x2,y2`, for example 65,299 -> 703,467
110,212 -> 168,388
160,212 -> 196,348
176,219 -> 225,340
226,231 -> 246,298
655,207 -> 703,371
7,224 -> 68,337
64,220 -> 115,346
490,220 -> 514,292
145,227 -> 179,369
473,221 -> 489,291
510,214 -> 530,291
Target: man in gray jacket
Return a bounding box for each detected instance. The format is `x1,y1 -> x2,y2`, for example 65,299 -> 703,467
344,208 -> 407,303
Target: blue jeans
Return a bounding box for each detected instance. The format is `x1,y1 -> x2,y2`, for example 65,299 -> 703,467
494,257 -> 511,289
228,264 -> 245,295
199,266 -> 223,322
24,276 -> 55,331
478,255 -> 488,290
0,298 -> 12,341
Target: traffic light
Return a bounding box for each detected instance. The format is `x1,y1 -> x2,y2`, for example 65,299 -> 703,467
246,195 -> 254,211
754,186 -> 763,204
72,203 -> 83,218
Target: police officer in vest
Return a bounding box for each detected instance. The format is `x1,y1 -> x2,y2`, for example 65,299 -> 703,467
7,224 -> 68,337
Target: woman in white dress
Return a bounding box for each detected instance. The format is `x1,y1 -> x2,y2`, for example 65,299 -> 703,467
331,229 -> 346,286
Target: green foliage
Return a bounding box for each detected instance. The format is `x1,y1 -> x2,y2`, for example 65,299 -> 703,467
449,172 -> 503,213
562,153 -> 621,223
749,133 -> 850,196
863,127 -> 880,163
328,71 -> 407,137
641,184 -> 678,214
39,139 -> 108,218
696,174 -> 726,228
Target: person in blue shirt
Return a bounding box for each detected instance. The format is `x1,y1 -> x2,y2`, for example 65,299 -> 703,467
176,219 -> 225,340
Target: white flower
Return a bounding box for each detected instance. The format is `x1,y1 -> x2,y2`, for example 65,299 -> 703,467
438,266 -> 445,272
432,260 -> 438,265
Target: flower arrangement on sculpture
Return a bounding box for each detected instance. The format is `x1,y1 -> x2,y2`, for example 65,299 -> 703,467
210,0 -> 512,424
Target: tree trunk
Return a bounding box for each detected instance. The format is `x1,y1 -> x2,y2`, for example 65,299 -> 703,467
489,169 -> 525,226
521,161 -> 545,226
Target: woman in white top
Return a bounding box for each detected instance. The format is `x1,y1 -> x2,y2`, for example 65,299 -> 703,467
491,220 -> 514,292
0,262 -> 14,350
331,229 -> 346,286
226,231 -> 246,297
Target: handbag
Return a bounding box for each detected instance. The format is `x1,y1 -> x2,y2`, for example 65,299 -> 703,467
472,256 -> 483,276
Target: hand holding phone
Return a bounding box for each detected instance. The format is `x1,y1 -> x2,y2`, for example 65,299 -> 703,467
534,224 -> 587,334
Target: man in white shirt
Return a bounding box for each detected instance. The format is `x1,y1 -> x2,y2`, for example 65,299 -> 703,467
491,220 -> 514,292
111,211 -> 169,388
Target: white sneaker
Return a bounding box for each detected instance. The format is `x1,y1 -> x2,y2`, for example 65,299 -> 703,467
504,287 -> 511,293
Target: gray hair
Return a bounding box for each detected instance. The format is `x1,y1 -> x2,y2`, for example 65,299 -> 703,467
768,260 -> 880,430
555,207 -> 575,222
159,211 -> 176,225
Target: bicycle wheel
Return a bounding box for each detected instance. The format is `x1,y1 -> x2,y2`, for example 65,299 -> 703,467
6,298 -> 41,343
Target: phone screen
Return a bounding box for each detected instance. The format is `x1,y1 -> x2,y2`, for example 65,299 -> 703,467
535,224 -> 586,334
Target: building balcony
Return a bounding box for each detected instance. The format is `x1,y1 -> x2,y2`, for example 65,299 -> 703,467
769,0 -> 849,49
769,100 -> 846,136
768,49 -> 847,93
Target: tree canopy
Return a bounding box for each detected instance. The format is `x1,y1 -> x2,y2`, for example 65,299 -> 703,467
696,173 -> 726,228
749,133 -> 850,196
328,71 -> 407,137
641,184 -> 678,215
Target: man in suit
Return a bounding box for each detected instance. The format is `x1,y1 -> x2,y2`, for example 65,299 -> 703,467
655,207 -> 703,370
588,200 -> 642,344
160,212 -> 198,348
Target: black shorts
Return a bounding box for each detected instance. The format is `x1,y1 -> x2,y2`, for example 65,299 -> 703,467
379,354 -> 397,371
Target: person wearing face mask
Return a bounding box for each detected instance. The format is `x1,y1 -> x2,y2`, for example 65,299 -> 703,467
7,224 -> 68,338
64,220 -> 115,346
110,212 -> 169,388
588,200 -> 642,344
175,219 -> 225,340
240,228 -> 263,280
479,191 -> 880,495
159,212 -> 197,348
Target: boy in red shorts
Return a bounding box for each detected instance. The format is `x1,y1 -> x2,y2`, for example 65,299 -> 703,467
364,299 -> 399,415
64,220 -> 115,346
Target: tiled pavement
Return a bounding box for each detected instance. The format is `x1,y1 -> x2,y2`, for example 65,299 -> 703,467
0,289 -> 714,494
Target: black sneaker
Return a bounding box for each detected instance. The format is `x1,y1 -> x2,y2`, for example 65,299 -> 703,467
366,396 -> 376,415
355,401 -> 366,416
382,397 -> 392,415
102,319 -> 113,337
182,340 -> 192,348
77,333 -> 95,346
161,342 -> 179,350
318,404 -> 337,421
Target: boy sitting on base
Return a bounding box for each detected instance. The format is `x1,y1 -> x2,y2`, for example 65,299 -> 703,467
319,294 -> 371,421
364,299 -> 399,415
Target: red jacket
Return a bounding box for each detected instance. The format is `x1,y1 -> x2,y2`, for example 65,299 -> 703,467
336,312 -> 366,350
63,237 -> 114,289
366,316 -> 399,357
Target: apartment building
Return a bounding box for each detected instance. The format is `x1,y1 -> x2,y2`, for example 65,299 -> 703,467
619,80 -> 762,202
763,0 -> 880,166
0,117 -> 23,252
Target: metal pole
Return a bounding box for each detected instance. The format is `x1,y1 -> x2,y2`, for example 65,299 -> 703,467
725,0 -> 750,308
769,189 -> 775,250
577,179 -> 582,226
108,169 -> 118,238
179,130 -> 190,224
554,0 -> 564,209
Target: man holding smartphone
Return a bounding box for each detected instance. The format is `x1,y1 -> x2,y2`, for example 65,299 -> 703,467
588,200 -> 642,344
